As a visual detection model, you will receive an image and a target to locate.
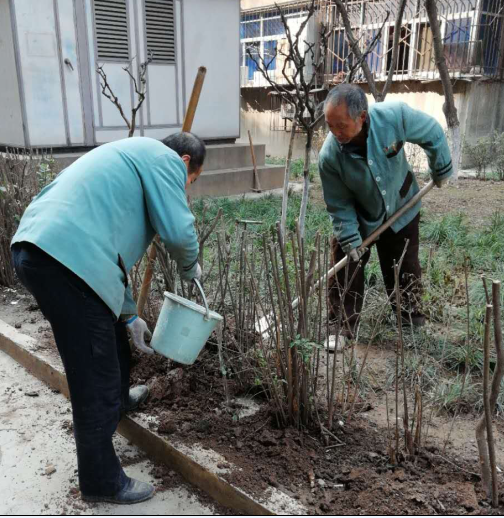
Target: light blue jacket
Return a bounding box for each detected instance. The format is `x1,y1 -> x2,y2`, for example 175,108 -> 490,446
12,137 -> 199,318
319,101 -> 453,252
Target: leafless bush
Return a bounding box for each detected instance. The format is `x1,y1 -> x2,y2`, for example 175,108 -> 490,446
0,149 -> 59,286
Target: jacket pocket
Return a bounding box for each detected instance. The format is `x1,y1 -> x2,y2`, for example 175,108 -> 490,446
399,170 -> 414,198
385,140 -> 404,158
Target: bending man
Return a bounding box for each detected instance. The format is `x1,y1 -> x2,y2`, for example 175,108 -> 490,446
319,84 -> 452,348
11,133 -> 204,504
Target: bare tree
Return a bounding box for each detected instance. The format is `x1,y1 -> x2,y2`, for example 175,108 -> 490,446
247,0 -> 329,238
333,0 -> 407,102
97,53 -> 153,138
425,0 -> 461,181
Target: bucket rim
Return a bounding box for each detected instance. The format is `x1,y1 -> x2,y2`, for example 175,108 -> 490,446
163,291 -> 223,321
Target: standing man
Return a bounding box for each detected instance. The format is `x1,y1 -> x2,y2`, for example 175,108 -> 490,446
319,84 -> 452,348
11,133 -> 205,504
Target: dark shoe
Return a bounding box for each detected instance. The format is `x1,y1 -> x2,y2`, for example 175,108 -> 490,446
82,477 -> 155,504
125,385 -> 149,412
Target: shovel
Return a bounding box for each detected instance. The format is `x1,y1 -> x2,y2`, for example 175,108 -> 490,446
256,180 -> 435,334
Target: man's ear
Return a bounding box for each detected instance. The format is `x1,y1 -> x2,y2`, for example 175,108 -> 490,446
181,154 -> 191,167
360,111 -> 367,124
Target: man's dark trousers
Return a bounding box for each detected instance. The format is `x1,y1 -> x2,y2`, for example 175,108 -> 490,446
12,242 -> 131,497
328,212 -> 424,336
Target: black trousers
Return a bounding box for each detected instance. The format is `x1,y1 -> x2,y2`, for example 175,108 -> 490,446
328,213 -> 424,336
12,242 -> 131,497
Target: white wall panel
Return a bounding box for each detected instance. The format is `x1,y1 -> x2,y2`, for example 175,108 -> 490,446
14,0 -> 67,146
57,0 -> 84,144
0,0 -> 24,146
95,128 -> 130,143
143,127 -> 179,139
183,0 -> 240,139
97,63 -> 133,127
148,65 -> 178,125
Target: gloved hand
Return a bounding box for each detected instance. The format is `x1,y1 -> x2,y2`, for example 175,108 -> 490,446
125,316 -> 154,355
348,247 -> 366,262
194,263 -> 202,280
434,177 -> 449,189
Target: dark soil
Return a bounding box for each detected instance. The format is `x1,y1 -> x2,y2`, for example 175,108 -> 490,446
129,347 -> 504,515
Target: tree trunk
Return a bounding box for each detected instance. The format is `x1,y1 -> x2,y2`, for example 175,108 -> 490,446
281,120 -> 298,239
425,0 -> 461,180
298,132 -> 312,239
333,0 -> 380,101
380,0 -> 408,102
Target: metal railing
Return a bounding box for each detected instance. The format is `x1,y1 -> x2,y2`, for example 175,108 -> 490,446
241,0 -> 504,87
321,0 -> 504,83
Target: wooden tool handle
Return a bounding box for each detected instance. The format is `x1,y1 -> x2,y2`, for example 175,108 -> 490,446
137,66 -> 207,318
291,180 -> 435,311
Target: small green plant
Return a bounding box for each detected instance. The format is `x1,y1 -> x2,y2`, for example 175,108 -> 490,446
290,335 -> 321,365
493,132 -> 504,181
463,135 -> 493,180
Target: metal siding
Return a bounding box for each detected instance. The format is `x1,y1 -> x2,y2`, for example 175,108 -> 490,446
57,0 -> 85,144
0,0 -> 25,146
97,62 -> 133,126
147,65 -> 178,125
182,0 -> 239,139
14,0 -> 67,145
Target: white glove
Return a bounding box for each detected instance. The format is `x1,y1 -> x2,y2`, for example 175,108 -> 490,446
348,247 -> 366,262
194,263 -> 202,280
126,316 -> 154,355
434,177 -> 449,188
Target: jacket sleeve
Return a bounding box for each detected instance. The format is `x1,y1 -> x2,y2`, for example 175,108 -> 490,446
142,154 -> 199,281
319,155 -> 362,253
401,102 -> 453,182
121,286 -> 137,316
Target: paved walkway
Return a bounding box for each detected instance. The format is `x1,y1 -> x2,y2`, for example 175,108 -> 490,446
0,349 -> 216,515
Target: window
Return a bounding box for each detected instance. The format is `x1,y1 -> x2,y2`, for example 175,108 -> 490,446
443,18 -> 471,71
94,0 -> 130,61
387,25 -> 412,74
241,21 -> 261,39
245,42 -> 260,80
264,40 -> 277,71
332,30 -> 350,74
416,22 -> 433,72
365,28 -> 384,74
145,0 -> 176,64
263,18 -> 284,37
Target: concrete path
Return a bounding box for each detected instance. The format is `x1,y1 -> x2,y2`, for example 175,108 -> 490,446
0,349 -> 217,515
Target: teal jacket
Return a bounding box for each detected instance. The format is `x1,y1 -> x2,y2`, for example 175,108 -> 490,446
12,137 -> 199,318
319,101 -> 453,252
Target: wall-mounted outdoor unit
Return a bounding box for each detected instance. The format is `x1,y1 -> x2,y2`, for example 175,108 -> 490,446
0,0 -> 240,149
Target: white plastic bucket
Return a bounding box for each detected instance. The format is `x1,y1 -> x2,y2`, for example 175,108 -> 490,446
151,279 -> 223,365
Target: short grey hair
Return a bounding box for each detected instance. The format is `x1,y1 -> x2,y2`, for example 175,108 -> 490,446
324,84 -> 368,120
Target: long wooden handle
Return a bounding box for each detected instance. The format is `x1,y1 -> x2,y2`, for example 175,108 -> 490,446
290,180 -> 435,311
137,66 -> 207,318
248,130 -> 262,192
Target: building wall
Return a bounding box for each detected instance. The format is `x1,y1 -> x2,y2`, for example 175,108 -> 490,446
240,81 -> 494,166
0,0 -> 24,147
183,0 -> 240,140
2,0 -> 240,148
241,0 -> 296,9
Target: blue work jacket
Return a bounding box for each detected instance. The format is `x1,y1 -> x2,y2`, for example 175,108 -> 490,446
12,137 -> 199,318
319,101 -> 453,252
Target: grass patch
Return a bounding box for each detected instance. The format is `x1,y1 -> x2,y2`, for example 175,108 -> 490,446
265,156 -> 318,180
192,192 -> 332,244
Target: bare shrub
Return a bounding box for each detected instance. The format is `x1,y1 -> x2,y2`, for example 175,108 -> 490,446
0,149 -> 58,286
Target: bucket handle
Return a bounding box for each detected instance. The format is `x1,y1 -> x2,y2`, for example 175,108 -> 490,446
193,278 -> 210,321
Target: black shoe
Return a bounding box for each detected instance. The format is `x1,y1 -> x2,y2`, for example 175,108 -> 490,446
82,477 -> 155,504
125,385 -> 149,412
